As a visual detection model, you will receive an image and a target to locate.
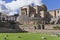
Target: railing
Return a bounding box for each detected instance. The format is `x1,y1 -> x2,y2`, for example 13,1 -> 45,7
0,16 -> 16,21
50,17 -> 60,24
29,17 -> 43,21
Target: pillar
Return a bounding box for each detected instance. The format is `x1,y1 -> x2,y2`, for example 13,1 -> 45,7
27,6 -> 29,16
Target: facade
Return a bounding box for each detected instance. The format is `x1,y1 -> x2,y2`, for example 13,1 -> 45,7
0,12 -> 17,22
17,4 -> 60,25
48,9 -> 60,18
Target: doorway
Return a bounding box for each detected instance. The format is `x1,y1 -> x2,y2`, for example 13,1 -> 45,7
42,25 -> 44,29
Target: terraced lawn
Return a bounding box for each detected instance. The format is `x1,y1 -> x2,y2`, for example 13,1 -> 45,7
0,33 -> 60,40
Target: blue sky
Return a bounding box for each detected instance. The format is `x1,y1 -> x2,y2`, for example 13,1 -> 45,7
3,0 -> 16,3
42,0 -> 60,10
2,0 -> 60,10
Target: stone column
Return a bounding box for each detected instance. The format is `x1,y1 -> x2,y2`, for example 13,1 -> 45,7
27,6 -> 29,16
0,16 -> 2,20
13,17 -> 15,21
19,8 -> 22,16
5,16 -> 8,21
1,16 -> 2,20
36,6 -> 38,14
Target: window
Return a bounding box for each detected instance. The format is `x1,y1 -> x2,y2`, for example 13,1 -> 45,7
2,17 -> 5,21
58,16 -> 59,17
57,10 -> 59,13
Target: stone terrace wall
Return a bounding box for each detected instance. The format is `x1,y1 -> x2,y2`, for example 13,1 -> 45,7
19,24 -> 60,34
45,24 -> 60,30
0,28 -> 22,33
35,30 -> 60,34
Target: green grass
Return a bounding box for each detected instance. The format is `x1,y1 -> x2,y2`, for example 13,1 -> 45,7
0,33 -> 60,40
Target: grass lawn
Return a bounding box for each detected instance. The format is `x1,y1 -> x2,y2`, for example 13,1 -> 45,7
0,33 -> 60,40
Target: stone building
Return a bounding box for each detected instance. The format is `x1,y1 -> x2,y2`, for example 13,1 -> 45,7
17,4 -> 60,25
0,12 -> 21,32
0,12 -> 17,22
48,9 -> 60,24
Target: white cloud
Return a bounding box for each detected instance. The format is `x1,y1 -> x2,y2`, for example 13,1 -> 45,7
0,0 -> 43,15
8,11 -> 17,15
0,0 -> 6,12
5,0 -> 43,10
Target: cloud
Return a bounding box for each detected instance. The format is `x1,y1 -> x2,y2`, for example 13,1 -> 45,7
0,0 -> 8,13
0,0 -> 43,15
0,0 -> 15,15
8,11 -> 17,15
5,0 -> 43,10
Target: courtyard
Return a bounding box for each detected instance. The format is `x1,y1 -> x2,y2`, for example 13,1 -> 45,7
0,33 -> 60,40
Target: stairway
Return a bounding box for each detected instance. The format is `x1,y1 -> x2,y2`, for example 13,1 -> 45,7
50,17 -> 60,24
54,17 -> 60,24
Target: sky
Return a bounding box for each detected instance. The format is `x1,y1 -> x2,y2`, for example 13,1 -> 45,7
0,0 -> 60,15
42,0 -> 60,10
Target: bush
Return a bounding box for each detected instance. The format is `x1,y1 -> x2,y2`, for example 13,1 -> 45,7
53,26 -> 60,30
37,24 -> 41,29
0,21 -> 5,27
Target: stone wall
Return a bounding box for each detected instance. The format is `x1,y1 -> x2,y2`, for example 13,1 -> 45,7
0,28 -> 22,33
45,24 -> 60,30
19,24 -> 60,34
35,30 -> 60,34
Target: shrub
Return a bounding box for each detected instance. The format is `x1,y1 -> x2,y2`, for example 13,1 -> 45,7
0,21 -> 5,27
37,24 -> 41,29
53,26 -> 60,30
